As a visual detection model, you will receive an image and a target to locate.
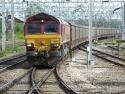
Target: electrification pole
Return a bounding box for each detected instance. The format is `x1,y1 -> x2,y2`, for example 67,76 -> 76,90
122,3 -> 125,40
88,0 -> 93,65
59,0 -> 61,18
11,0 -> 15,49
2,0 -> 6,51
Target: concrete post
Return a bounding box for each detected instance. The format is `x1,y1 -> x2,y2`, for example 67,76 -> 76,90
11,0 -> 15,49
122,3 -> 125,40
2,0 -> 6,51
88,0 -> 93,65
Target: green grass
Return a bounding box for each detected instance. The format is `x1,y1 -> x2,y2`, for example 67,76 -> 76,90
15,22 -> 24,40
15,23 -> 23,32
0,22 -> 24,44
15,31 -> 24,40
0,19 -> 2,33
0,44 -> 23,58
0,19 -> 24,40
0,20 -> 25,58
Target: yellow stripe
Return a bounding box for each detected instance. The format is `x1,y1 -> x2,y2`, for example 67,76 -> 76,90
25,34 -> 61,39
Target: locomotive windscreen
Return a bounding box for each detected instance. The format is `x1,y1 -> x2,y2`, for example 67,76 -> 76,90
44,23 -> 58,33
27,24 -> 41,34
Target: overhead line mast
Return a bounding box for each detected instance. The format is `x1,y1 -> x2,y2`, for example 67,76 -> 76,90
0,0 -> 123,51
88,0 -> 93,65
122,2 -> 125,40
2,0 -> 6,51
11,0 -> 15,49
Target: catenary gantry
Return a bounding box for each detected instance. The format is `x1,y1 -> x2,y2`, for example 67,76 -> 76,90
0,0 -> 124,21
0,0 -> 125,52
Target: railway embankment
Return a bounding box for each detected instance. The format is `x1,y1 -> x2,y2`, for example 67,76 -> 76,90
0,41 -> 25,61
0,20 -> 25,60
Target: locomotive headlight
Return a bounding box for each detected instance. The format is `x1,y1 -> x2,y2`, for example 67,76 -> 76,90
51,41 -> 59,49
51,41 -> 55,44
41,20 -> 44,23
27,43 -> 34,47
51,41 -> 58,44
27,44 -> 32,47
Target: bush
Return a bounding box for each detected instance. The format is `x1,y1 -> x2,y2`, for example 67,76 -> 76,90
0,51 -> 6,57
0,34 -> 2,38
14,44 -> 22,52
0,44 -> 22,58
0,19 -> 2,33
15,23 -> 24,32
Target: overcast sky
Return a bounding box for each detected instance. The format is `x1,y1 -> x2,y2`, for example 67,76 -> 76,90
0,0 -> 123,21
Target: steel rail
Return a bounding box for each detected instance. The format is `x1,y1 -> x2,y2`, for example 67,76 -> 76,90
28,56 -> 78,94
92,48 -> 125,61
81,45 -> 125,61
55,66 -> 79,94
31,67 -> 36,86
0,53 -> 26,64
79,46 -> 125,66
28,57 -> 62,94
107,45 -> 120,51
27,67 -> 55,94
0,68 -> 33,93
108,45 -> 125,51
0,55 -> 26,73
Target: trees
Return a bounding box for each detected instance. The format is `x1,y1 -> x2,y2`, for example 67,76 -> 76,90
75,18 -> 121,28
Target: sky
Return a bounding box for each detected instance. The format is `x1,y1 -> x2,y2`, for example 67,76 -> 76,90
0,0 -> 123,21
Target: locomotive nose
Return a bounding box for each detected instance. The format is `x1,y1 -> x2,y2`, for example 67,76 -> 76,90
37,39 -> 60,51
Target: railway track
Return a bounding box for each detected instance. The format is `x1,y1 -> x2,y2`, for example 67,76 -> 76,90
107,45 -> 125,52
99,45 -> 125,59
0,53 -> 26,64
28,67 -> 56,94
0,53 -> 26,72
27,57 -> 78,94
55,64 -> 78,94
0,68 -> 32,93
1,41 -> 124,93
0,55 -> 26,73
107,45 -> 121,51
79,46 -> 125,66
6,73 -> 31,94
0,53 -> 78,94
0,53 -> 32,94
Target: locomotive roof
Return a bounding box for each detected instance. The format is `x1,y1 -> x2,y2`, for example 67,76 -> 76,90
26,12 -> 69,25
